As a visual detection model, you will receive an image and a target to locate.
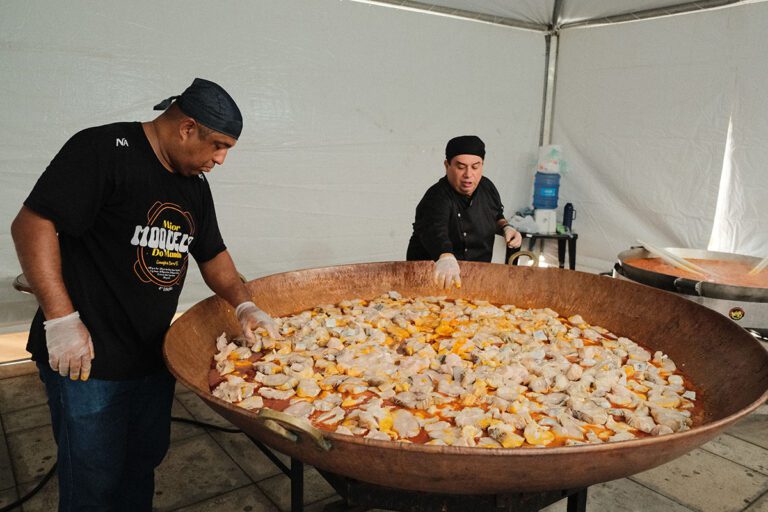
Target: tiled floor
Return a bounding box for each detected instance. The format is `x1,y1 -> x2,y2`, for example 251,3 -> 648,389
1,361 -> 767,512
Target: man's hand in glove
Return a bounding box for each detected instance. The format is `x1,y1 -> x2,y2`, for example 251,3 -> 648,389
236,301 -> 280,343
43,311 -> 95,381
434,253 -> 462,289
504,225 -> 523,249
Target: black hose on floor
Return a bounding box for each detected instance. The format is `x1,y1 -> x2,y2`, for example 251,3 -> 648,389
168,416 -> 241,433
0,417 -> 240,512
0,461 -> 56,512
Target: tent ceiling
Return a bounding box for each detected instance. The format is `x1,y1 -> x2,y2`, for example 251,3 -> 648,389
358,0 -> 755,29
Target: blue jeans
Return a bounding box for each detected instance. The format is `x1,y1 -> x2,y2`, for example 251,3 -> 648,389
38,363 -> 176,512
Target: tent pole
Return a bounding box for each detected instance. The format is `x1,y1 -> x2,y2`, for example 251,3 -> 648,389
539,34 -> 553,146
539,0 -> 564,146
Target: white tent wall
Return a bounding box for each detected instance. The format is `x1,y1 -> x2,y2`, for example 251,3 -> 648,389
707,3 -> 768,256
0,0 -> 545,328
553,1 -> 768,272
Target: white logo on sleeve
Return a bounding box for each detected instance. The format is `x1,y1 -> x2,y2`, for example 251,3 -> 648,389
116,138 -> 129,147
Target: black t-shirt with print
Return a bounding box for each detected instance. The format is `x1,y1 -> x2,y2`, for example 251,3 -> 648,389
406,176 -> 506,262
24,122 -> 226,379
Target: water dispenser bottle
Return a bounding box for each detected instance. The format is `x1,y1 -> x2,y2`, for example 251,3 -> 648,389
532,171 -> 561,209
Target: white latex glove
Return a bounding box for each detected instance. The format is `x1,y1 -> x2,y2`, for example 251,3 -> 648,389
43,311 -> 95,381
236,301 -> 280,342
434,253 -> 461,289
503,225 -> 523,249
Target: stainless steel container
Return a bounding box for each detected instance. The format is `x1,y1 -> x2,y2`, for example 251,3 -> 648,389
614,247 -> 768,335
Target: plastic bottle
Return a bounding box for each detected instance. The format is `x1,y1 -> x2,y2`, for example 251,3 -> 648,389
533,172 -> 561,209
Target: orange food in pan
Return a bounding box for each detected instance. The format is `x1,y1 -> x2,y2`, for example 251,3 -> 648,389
625,257 -> 768,288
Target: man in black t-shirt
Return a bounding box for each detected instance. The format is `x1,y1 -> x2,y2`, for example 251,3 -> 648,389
407,135 -> 523,288
11,78 -> 276,511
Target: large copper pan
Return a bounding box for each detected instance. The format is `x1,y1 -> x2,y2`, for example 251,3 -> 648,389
163,261 -> 768,494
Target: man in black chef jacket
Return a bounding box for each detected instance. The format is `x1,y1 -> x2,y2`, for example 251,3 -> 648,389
407,135 -> 522,288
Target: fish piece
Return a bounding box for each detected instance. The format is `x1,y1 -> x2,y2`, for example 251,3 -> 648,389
605,416 -> 633,433
437,379 -> 465,397
488,423 -> 525,448
650,407 -> 691,432
424,421 -> 452,432
335,426 -> 354,436
528,376 -> 549,393
337,378 -> 368,395
626,411 -> 656,433
524,422 -> 555,446
552,413 -> 585,440
314,394 -> 342,411
393,391 -> 433,410
320,375 -> 347,391
365,429 -> 392,441
284,401 -> 314,418
217,359 -> 235,376
253,362 -> 280,375
258,387 -> 296,400
426,426 -> 461,445
236,396 -> 264,410
296,379 -> 321,398
566,364 -> 583,381
457,425 -> 481,447
454,407 -> 487,428
316,406 -> 346,425
539,392 -> 568,406
261,373 -> 294,388
608,431 -> 636,442
650,424 -> 674,436
212,376 -> 246,402
606,392 -> 634,407
568,398 -> 609,425
392,410 -> 420,438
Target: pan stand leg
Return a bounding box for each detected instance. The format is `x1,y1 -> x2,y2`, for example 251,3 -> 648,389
566,488 -> 588,512
244,436 -> 305,511
246,435 -> 291,475
291,457 -> 305,512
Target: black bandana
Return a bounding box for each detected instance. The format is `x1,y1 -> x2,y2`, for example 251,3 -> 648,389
154,78 -> 243,140
445,135 -> 485,162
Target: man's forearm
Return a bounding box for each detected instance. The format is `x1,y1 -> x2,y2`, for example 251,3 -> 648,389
198,250 -> 252,308
11,206 -> 74,319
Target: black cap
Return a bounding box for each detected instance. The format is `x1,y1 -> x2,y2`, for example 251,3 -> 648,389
445,135 -> 485,163
154,78 -> 243,140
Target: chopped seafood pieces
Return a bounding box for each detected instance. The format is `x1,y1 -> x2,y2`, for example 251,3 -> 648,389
210,293 -> 698,448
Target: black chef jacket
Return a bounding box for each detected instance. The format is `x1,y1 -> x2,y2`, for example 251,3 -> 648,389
406,176 -> 505,262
